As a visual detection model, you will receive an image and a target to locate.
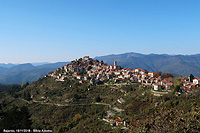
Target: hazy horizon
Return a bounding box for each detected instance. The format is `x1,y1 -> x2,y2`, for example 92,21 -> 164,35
1,51 -> 200,64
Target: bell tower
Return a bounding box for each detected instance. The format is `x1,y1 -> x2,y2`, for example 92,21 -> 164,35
114,61 -> 117,66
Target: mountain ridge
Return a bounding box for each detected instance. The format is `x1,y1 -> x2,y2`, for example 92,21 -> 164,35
0,62 -> 69,84
2,52 -> 200,84
95,52 -> 200,77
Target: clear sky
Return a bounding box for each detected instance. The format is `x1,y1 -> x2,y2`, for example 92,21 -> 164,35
0,0 -> 200,63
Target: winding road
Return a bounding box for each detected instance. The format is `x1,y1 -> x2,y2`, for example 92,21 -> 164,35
19,98 -> 124,113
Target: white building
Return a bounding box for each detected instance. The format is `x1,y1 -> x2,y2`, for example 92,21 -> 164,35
193,78 -> 200,84
153,83 -> 161,90
148,72 -> 156,77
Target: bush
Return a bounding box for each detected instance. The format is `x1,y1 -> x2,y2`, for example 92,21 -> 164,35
95,96 -> 102,102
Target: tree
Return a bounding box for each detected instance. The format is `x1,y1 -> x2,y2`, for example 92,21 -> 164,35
174,78 -> 182,86
0,106 -> 32,130
95,96 -> 102,102
73,93 -> 80,101
25,82 -> 29,86
162,73 -> 174,79
0,88 -> 3,97
156,71 -> 162,77
87,66 -> 92,71
57,90 -> 62,96
73,114 -> 82,121
174,85 -> 180,92
6,85 -> 23,98
89,61 -> 93,65
22,91 -> 31,101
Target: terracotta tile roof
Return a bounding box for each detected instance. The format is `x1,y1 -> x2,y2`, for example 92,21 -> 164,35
166,82 -> 173,86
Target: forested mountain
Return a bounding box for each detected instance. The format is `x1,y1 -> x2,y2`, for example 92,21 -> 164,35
3,63 -> 35,74
95,52 -> 200,77
0,62 -> 68,84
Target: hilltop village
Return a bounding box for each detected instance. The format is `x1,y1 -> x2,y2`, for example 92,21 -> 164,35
46,56 -> 197,92
1,56 -> 200,132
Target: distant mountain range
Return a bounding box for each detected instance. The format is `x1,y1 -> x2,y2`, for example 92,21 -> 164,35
0,62 -> 68,84
95,52 -> 200,78
0,63 -> 16,68
2,52 -> 200,84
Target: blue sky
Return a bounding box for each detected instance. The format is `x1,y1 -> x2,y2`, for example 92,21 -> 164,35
0,0 -> 200,63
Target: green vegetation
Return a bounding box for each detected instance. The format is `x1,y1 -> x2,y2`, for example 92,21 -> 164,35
0,76 -> 200,132
0,105 -> 32,130
29,104 -> 111,132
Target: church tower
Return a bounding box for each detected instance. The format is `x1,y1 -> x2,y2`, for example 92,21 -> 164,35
114,61 -> 117,66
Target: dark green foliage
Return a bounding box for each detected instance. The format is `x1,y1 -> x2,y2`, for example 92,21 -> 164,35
29,103 -> 110,132
6,85 -> 23,98
0,88 -> 3,97
0,84 -> 13,91
73,93 -> 81,101
174,85 -> 181,92
5,83 -> 30,99
95,96 -> 102,102
175,78 -> 182,86
79,69 -> 87,76
22,91 -> 31,101
87,66 -> 92,70
0,106 -> 32,130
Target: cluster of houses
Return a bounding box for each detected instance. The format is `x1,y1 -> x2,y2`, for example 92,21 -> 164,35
46,56 -> 179,91
178,74 -> 200,91
102,117 -> 128,127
